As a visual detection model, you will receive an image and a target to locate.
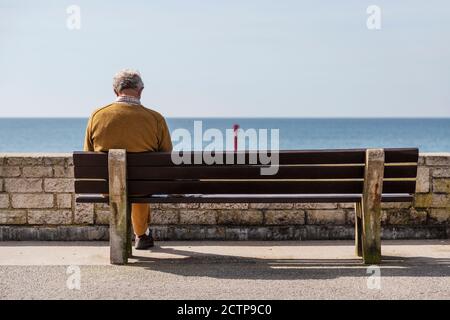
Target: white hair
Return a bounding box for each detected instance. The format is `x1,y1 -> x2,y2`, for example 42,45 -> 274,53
113,69 -> 144,93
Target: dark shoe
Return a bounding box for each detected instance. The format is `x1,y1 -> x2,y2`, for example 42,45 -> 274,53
135,231 -> 154,250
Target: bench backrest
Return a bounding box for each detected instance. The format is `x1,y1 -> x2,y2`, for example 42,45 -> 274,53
74,148 -> 418,198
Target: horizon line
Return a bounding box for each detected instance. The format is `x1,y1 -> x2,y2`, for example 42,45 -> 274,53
1,116 -> 450,120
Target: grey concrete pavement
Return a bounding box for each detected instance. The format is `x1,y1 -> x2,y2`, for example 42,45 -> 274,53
0,240 -> 449,299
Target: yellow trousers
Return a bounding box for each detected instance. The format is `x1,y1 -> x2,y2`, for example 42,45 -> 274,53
131,203 -> 151,236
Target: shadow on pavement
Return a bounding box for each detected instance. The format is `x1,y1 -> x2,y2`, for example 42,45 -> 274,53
127,245 -> 450,280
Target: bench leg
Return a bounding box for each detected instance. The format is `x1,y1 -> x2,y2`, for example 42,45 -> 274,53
127,202 -> 133,258
109,200 -> 129,264
354,202 -> 363,257
361,149 -> 384,265
361,200 -> 381,265
108,149 -> 129,265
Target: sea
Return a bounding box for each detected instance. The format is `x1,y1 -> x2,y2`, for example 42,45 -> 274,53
0,118 -> 449,152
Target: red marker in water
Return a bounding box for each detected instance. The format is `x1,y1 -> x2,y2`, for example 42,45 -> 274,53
233,124 -> 239,152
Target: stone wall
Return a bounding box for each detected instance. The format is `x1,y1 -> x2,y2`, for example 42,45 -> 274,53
0,153 -> 449,241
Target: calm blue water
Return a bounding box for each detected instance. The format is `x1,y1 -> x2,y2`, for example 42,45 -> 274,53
0,118 -> 449,152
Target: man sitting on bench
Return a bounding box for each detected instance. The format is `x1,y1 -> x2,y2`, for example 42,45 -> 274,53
83,69 -> 172,250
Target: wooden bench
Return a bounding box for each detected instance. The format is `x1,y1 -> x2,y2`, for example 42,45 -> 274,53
74,148 -> 419,265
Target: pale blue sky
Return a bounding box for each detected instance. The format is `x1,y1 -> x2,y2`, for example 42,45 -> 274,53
0,0 -> 449,117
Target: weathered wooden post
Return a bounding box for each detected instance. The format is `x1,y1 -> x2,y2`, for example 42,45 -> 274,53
354,202 -> 363,257
361,148 -> 385,264
108,149 -> 129,264
127,202 -> 132,258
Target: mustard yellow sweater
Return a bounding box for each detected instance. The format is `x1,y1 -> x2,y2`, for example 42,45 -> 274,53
83,103 -> 172,153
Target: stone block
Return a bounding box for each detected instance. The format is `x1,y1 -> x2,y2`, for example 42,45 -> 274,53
44,178 -> 74,192
264,210 -> 305,225
0,166 -> 21,177
0,194 -> 9,208
430,194 -> 450,208
338,203 -> 356,209
4,179 -> 42,192
410,209 -> 428,225
345,208 -> 378,225
6,156 -> 43,166
414,194 -> 450,208
95,210 -> 110,225
199,203 -> 248,210
74,203 -> 94,224
306,210 -> 346,225
414,194 -> 432,208
159,203 -> 199,209
11,194 -> 54,209
217,210 -> 263,225
387,209 -> 427,225
22,166 -> 53,178
249,203 -> 294,209
433,179 -> 450,194
151,209 -> 179,225
432,168 -> 450,178
381,202 -> 412,209
429,209 -> 450,224
56,194 -> 72,208
417,156 -> 425,165
415,166 -> 430,193
0,210 -> 26,224
94,203 -> 109,210
28,210 -> 72,225
295,203 -> 338,210
179,210 -> 216,224
53,165 -> 74,178
43,156 -> 68,166
425,154 -> 450,166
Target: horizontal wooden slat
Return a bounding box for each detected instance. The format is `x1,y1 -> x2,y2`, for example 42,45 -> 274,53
139,180 -> 416,194
128,166 -> 367,180
74,164 -> 418,180
75,180 -> 364,194
73,151 -> 107,167
76,194 -> 414,204
74,150 -> 368,167
382,180 -> 416,193
74,166 -> 108,179
384,148 -> 419,163
127,150 -> 368,166
75,180 -> 108,194
75,165 -> 366,180
384,165 -> 417,178
73,148 -> 418,168
128,181 -> 366,194
75,179 -> 416,195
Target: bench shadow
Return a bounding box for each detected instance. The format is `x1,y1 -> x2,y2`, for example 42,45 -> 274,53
128,246 -> 450,280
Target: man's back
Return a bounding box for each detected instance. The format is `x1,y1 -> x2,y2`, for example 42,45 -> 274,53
84,102 -> 172,153
84,69 -> 172,248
